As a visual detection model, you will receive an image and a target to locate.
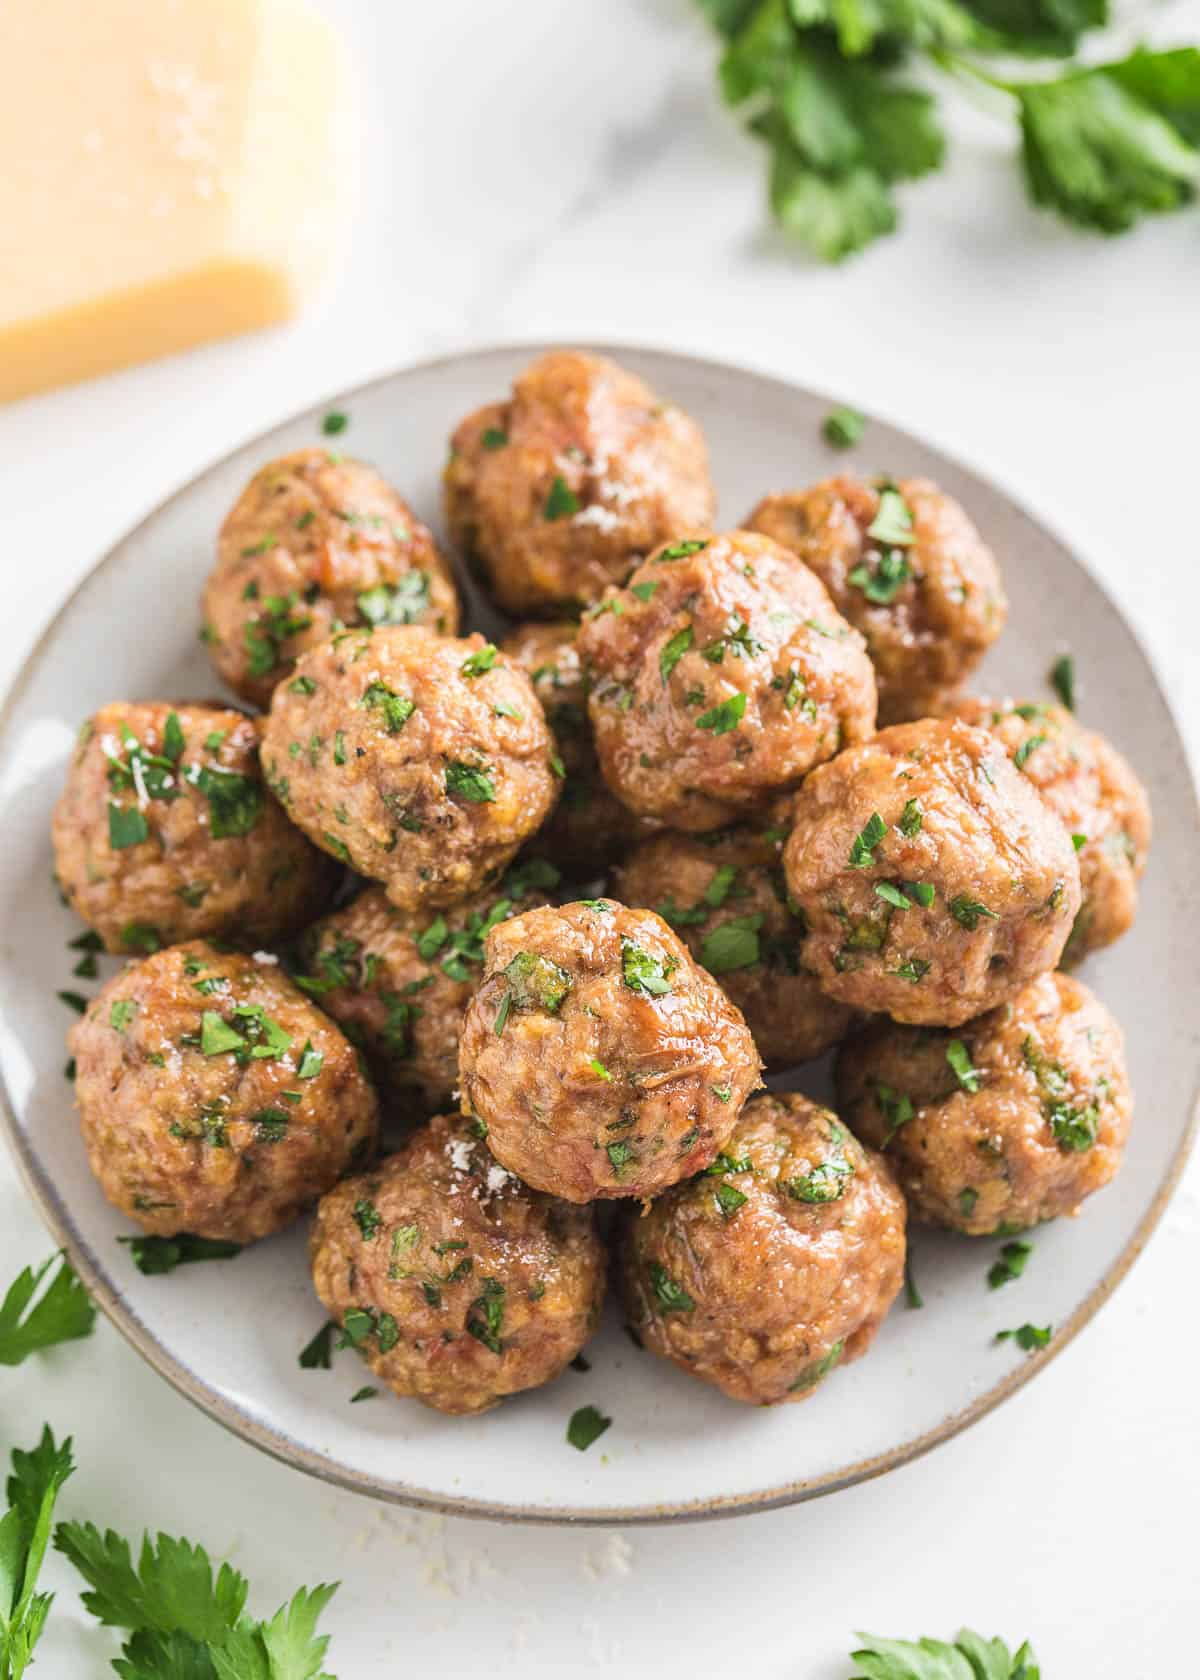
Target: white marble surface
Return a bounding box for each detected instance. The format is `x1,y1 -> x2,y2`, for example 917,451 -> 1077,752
1,1 -> 1197,1672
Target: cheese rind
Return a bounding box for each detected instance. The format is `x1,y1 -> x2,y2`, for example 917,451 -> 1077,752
0,0 -> 350,403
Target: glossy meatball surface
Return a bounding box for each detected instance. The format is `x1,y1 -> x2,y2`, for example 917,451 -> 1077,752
612,827 -> 855,1066
500,621 -> 636,876
53,701 -> 335,955
69,941 -> 378,1243
940,697 -> 1150,963
443,350 -> 716,616
746,477 -> 1006,723
577,531 -> 877,831
291,857 -> 559,1110
205,449 -> 460,708
309,1113 -> 605,1415
834,972 -> 1131,1233
783,720 -> 1081,1026
619,1092 -> 905,1405
458,899 -> 762,1203
261,626 -> 559,911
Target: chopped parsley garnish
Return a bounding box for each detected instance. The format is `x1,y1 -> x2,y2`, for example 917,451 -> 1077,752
243,592 -> 311,678
703,615 -> 764,663
543,475 -> 580,520
1013,733 -> 1047,771
784,1123 -> 855,1203
353,1199 -> 383,1241
493,992 -> 511,1036
119,1234 -> 242,1275
189,766 -> 262,838
700,915 -> 762,974
606,1141 -> 634,1174
958,1187 -> 979,1217
695,692 -> 746,735
361,680 -> 416,734
874,881 -> 912,911
481,426 -> 508,450
107,802 -> 148,850
288,675 -> 317,695
822,406 -> 865,448
631,580 -> 660,602
351,1386 -> 379,1403
867,486 -> 915,546
875,1083 -> 914,1146
57,992 -> 88,1015
460,643 -> 499,678
503,949 -> 573,1013
321,409 -> 349,434
466,1278 -> 506,1353
109,1000 -> 137,1033
988,1239 -> 1033,1290
296,1041 -> 324,1079
356,572 -> 432,626
567,1404 -> 612,1452
620,937 -> 675,996
848,547 -> 910,605
892,958 -> 931,983
848,811 -> 887,869
298,1321 -> 335,1369
444,759 -> 496,803
647,1262 -> 694,1315
949,895 -> 999,930
1048,1102 -> 1099,1152
996,1322 -> 1052,1351
659,624 -> 693,684
904,1255 -> 924,1310
588,1058 -> 614,1081
199,1004 -> 291,1063
946,1039 -> 981,1093
898,798 -> 923,837
713,1180 -> 748,1217
504,856 -> 561,897
656,539 -> 708,561
788,1339 -> 844,1393
120,922 -> 160,954
1050,653 -> 1075,711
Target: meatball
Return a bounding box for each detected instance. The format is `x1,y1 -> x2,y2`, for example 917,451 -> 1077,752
458,899 -> 762,1203
612,827 -> 855,1066
500,621 -> 638,876
834,972 -> 1131,1233
577,531 -> 877,831
261,626 -> 559,911
783,719 -> 1081,1027
291,856 -> 559,1109
619,1092 -> 905,1405
442,350 -> 716,616
939,697 -> 1150,963
52,701 -> 336,955
69,941 -> 378,1243
204,449 -> 460,708
745,477 -> 1006,723
309,1112 -> 605,1415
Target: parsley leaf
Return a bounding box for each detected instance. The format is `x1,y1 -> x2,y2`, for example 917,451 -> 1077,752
356,572 -> 432,626
0,1254 -> 95,1365
621,938 -> 676,996
361,680 -> 416,734
119,1235 -> 242,1276
822,405 -> 865,447
647,1262 -> 695,1314
988,1238 -> 1033,1290
700,915 -> 762,974
460,643 -> 499,678
108,803 -> 148,850
567,1405 -> 612,1452
544,475 -> 580,520
660,624 -> 694,684
849,811 -> 887,868
1049,652 -> 1075,710
0,1426 -> 75,1678
849,1626 -> 1041,1678
444,759 -> 496,803
784,1123 -> 855,1203
946,1038 -> 981,1092
995,1322 -> 1052,1350
695,691 -> 747,735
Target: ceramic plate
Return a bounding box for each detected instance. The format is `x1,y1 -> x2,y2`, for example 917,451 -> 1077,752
1,345 -> 1196,1524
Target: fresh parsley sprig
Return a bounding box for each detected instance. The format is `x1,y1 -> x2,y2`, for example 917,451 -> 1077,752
849,1626 -> 1041,1678
0,1255 -> 95,1367
696,1 -> 1200,258
0,1428 -> 75,1680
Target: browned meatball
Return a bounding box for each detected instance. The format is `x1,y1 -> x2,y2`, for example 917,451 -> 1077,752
261,626 -> 559,911
443,350 -> 716,616
69,941 -> 378,1243
309,1113 -> 605,1415
619,1092 -> 905,1405
577,531 -> 877,831
834,971 -> 1131,1233
746,477 -> 1006,723
612,828 -> 855,1066
291,857 -> 559,1109
204,449 -> 460,708
783,719 -> 1081,1027
52,702 -> 336,955
500,620 -> 643,875
939,697 -> 1151,963
458,899 -> 762,1203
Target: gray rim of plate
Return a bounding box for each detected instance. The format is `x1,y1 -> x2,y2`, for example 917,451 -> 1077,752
2,341 -> 1197,1526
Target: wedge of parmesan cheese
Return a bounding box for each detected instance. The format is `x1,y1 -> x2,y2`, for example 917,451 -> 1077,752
0,0 -> 351,402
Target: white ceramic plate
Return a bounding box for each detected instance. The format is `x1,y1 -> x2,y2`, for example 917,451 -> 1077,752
1,346 -> 1196,1524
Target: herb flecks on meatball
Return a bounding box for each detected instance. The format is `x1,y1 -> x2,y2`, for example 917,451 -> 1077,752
69,941 -> 378,1244
309,1113 -> 605,1415
458,899 -> 762,1203
261,626 -> 559,911
783,718 -> 1081,1026
746,476 -> 1006,723
619,1092 -> 906,1405
291,857 -> 560,1110
53,701 -> 336,955
443,350 -> 717,617
577,530 -> 877,831
613,827 -> 855,1065
939,697 -> 1151,963
205,448 -> 460,707
834,971 -> 1131,1233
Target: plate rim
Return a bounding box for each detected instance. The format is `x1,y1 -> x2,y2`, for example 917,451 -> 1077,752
2,338 -> 1196,1526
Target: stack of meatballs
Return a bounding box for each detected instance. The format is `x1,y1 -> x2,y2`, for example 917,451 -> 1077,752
55,350 -> 1150,1417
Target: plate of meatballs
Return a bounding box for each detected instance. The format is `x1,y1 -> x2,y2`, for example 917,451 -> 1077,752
0,344 -> 1195,1523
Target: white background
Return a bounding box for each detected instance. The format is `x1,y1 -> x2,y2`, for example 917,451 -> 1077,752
2,1 -> 1198,1673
